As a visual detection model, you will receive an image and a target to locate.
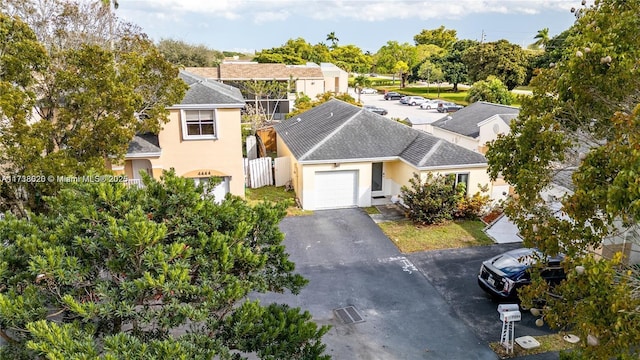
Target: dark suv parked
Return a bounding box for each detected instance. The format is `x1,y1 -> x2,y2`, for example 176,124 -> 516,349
478,248 -> 565,300
384,92 -> 403,100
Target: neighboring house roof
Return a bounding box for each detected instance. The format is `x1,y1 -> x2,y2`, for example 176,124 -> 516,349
275,99 -> 487,169
551,168 -> 576,192
127,133 -> 161,157
431,101 -> 520,138
319,62 -> 347,76
177,71 -> 245,106
184,63 -> 324,81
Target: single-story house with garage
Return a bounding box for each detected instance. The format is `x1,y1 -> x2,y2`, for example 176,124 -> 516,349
274,99 -> 493,210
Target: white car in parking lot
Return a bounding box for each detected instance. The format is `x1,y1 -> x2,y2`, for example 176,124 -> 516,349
420,99 -> 445,110
404,96 -> 427,106
360,87 -> 377,94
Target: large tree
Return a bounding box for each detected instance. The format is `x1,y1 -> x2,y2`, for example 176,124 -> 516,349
463,39 -> 529,90
330,44 -> 372,74
374,41 -> 417,87
0,13 -> 49,215
253,37 -> 311,65
413,26 -> 458,50
0,1 -> 187,214
434,39 -> 477,92
0,171 -> 329,359
157,38 -> 224,67
486,0 -> 640,357
465,76 -> 513,105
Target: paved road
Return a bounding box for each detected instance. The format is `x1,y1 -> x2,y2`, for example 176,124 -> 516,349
254,209 -> 498,360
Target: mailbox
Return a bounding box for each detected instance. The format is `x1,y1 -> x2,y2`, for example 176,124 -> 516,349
497,304 -> 519,313
500,310 -> 521,322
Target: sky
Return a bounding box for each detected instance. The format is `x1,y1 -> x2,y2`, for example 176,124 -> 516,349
114,0 -> 580,54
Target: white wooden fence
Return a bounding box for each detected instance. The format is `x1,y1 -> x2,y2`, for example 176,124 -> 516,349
244,156 -> 291,189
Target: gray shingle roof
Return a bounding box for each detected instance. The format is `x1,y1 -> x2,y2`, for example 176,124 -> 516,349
275,99 -> 486,168
178,70 -> 245,106
127,133 -> 161,155
431,101 -> 520,138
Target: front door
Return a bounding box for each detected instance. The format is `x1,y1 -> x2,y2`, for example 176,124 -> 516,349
371,162 -> 384,197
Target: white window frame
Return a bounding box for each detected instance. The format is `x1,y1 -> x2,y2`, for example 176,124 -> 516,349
181,109 -> 217,140
446,172 -> 470,194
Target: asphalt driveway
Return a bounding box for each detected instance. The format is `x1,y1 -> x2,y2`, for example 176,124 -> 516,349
407,245 -> 561,360
254,209 -> 497,360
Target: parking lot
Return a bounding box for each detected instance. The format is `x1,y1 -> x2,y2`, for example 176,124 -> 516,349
352,90 -> 446,125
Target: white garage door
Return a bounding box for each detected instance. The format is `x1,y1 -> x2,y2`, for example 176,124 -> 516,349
314,170 -> 358,209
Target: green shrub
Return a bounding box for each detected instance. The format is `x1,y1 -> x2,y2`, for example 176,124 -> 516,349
400,173 -> 458,225
454,184 -> 491,219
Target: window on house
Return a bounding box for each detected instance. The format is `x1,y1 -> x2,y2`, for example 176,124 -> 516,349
447,173 -> 470,194
182,110 -> 216,140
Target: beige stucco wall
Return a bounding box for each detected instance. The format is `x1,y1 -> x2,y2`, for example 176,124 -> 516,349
115,108 -> 245,197
296,79 -> 326,98
322,73 -> 348,94
275,135 -> 302,202
159,108 -> 244,197
385,160 -> 492,198
429,127 -> 479,152
478,117 -> 511,154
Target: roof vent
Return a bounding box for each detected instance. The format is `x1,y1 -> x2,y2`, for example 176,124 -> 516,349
328,112 -> 333,118
296,118 -> 301,122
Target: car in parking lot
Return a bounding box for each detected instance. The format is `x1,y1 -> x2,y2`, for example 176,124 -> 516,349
420,99 -> 445,110
384,92 -> 403,100
477,247 -> 565,300
360,87 -> 377,94
403,96 -> 427,106
363,105 -> 388,115
437,102 -> 464,113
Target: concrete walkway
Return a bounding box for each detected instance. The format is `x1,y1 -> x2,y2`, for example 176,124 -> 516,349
484,214 -> 523,244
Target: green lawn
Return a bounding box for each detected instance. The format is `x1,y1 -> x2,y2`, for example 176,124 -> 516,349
245,187 -> 494,251
245,186 -> 312,216
375,84 -> 524,107
489,333 -> 575,358
378,219 -> 494,253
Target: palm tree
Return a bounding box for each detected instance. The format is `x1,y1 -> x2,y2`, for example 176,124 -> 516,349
326,32 -> 339,49
352,75 -> 370,102
533,28 -> 550,49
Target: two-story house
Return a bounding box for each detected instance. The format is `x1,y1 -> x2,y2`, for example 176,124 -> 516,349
111,70 -> 246,201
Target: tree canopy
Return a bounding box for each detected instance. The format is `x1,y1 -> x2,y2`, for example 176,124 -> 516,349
413,26 -> 458,50
463,40 -> 529,90
0,2 -> 187,214
0,171 -> 329,359
253,38 -> 372,74
434,40 -> 477,92
374,41 -> 417,87
465,76 -> 513,105
486,0 -> 640,357
157,39 -> 224,67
